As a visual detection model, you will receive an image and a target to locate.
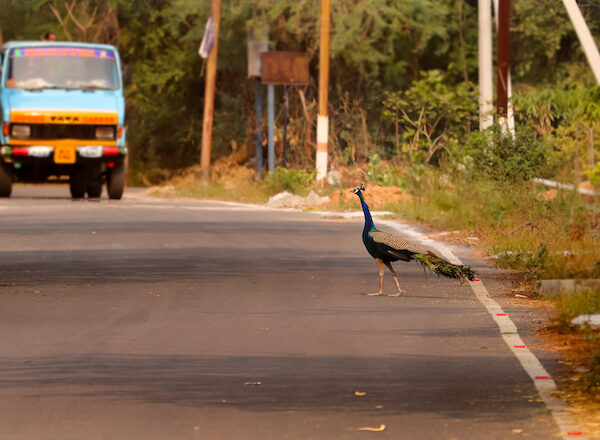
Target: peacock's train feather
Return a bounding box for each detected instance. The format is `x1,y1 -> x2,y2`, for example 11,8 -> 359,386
413,253 -> 477,282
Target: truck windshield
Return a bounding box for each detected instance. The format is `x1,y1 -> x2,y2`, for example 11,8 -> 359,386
5,47 -> 119,90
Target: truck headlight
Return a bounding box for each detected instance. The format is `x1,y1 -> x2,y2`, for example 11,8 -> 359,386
11,124 -> 31,138
95,126 -> 115,140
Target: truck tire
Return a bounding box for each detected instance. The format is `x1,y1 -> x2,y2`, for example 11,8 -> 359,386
0,162 -> 13,197
106,160 -> 126,200
87,182 -> 103,198
86,164 -> 103,198
69,167 -> 86,199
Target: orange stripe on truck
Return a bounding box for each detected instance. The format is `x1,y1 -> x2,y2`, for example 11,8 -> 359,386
10,110 -> 118,125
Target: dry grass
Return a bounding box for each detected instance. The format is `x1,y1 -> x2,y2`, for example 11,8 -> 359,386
389,176 -> 600,280
539,317 -> 600,438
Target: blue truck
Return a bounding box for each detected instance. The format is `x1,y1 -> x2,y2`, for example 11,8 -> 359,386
0,41 -> 128,199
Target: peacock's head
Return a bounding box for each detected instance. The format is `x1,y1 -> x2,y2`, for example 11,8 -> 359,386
351,185 -> 366,195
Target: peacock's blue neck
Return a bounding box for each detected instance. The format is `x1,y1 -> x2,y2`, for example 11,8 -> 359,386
357,192 -> 376,233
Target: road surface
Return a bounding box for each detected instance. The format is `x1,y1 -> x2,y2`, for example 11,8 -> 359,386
0,185 -> 563,439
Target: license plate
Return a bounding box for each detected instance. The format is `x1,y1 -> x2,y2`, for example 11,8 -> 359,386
54,145 -> 76,164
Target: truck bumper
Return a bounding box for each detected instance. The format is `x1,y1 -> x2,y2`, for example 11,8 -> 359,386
1,144 -> 127,182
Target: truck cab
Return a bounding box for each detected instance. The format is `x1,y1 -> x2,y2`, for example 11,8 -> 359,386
0,41 -> 127,199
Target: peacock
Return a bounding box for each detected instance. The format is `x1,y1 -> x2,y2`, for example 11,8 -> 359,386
351,185 -> 476,296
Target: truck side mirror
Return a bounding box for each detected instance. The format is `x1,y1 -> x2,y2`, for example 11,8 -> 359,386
122,65 -> 133,87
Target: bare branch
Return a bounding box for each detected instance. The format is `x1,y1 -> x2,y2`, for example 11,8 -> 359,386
49,2 -> 73,41
66,1 -> 87,35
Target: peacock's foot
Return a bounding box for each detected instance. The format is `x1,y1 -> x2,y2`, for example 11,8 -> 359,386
387,291 -> 405,297
366,292 -> 384,296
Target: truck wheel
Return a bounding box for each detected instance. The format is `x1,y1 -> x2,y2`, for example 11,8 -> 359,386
69,167 -> 86,199
87,182 -> 103,198
106,160 -> 126,200
0,162 -> 13,197
86,164 -> 103,198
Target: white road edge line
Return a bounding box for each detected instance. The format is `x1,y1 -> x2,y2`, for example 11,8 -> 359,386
315,210 -> 586,440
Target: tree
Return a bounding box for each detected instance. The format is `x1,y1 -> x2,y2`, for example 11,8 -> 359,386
382,70 -> 478,164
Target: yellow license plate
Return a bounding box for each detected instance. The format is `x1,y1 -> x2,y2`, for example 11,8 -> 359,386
54,145 -> 76,164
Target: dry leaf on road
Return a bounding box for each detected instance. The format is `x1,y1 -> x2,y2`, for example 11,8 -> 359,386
358,424 -> 386,432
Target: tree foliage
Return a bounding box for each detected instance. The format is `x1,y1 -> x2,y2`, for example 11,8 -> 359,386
0,0 -> 598,181
382,70 -> 478,164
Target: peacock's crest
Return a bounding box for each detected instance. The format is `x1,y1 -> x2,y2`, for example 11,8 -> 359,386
351,184 -> 366,195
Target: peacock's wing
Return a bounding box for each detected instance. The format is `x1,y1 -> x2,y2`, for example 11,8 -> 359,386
369,230 -> 477,281
368,230 -> 430,261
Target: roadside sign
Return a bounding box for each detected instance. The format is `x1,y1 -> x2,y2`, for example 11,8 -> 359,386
260,52 -> 309,86
247,40 -> 269,78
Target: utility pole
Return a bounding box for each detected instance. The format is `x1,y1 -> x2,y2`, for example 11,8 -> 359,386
255,77 -> 263,179
493,0 -> 515,136
198,0 -> 221,183
316,0 -> 330,181
496,0 -> 510,119
562,0 -> 600,84
267,84 -> 275,171
478,0 -> 493,130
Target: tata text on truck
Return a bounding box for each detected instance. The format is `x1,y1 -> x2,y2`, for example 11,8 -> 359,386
0,41 -> 127,198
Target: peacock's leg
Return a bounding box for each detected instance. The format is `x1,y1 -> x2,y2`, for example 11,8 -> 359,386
367,258 -> 385,296
383,261 -> 405,297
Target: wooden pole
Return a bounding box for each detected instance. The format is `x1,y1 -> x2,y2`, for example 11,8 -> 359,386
198,0 -> 221,183
493,0 -> 515,136
316,0 -> 330,181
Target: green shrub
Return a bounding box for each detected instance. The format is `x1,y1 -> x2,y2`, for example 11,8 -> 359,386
551,288 -> 600,395
581,352 -> 600,395
552,288 -> 600,326
492,243 -> 549,277
367,154 -> 406,187
460,123 -> 556,182
263,167 -> 316,196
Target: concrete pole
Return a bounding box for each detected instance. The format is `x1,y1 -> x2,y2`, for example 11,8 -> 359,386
198,0 -> 221,183
478,0 -> 494,130
562,0 -> 600,85
316,0 -> 330,181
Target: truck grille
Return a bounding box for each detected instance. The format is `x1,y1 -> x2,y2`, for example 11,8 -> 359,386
13,124 -> 115,140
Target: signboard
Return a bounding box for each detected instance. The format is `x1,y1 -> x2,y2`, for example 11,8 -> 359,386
247,40 -> 269,78
260,52 -> 310,86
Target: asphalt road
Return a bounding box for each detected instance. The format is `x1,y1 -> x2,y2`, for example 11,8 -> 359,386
0,185 -> 562,439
